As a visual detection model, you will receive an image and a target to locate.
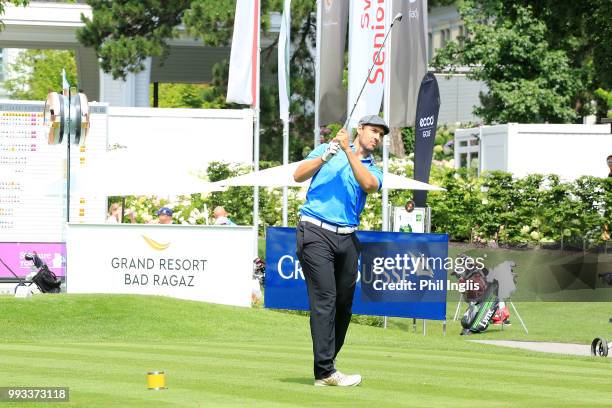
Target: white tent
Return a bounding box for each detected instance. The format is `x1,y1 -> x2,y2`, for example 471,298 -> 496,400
211,161 -> 445,191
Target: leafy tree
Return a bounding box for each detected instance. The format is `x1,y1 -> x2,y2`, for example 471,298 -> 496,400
77,0 -> 277,80
433,2 -> 583,124
594,88 -> 612,119
77,0 -> 477,161
149,83 -> 208,109
4,49 -> 77,100
434,0 -> 612,122
505,0 -> 611,92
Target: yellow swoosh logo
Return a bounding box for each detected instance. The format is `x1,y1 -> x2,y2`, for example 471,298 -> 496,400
142,235 -> 170,251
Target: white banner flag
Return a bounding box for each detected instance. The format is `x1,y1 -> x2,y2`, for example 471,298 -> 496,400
278,0 -> 291,122
227,0 -> 260,105
347,0 -> 387,128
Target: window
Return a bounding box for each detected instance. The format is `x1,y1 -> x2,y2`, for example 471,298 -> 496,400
469,153 -> 479,170
441,29 -> 451,47
456,135 -> 480,176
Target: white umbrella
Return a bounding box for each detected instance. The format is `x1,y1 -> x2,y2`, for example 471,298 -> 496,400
73,151 -> 225,196
73,171 -> 224,196
212,161 -> 445,191
211,161 -> 303,188
382,173 -> 445,191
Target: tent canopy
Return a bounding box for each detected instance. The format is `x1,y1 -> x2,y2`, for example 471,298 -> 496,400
211,161 -> 445,191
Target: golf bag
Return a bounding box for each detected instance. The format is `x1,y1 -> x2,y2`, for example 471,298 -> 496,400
461,280 -> 499,335
253,257 -> 265,286
251,257 -> 265,303
23,253 -> 61,294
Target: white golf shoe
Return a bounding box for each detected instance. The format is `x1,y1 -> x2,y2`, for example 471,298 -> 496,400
314,371 -> 362,387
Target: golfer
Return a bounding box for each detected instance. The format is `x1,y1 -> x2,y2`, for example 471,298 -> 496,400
293,115 -> 388,387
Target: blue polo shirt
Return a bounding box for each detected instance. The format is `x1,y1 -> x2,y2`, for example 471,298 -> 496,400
299,143 -> 383,227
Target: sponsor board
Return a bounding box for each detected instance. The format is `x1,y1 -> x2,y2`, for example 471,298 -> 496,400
66,224 -> 253,306
265,227 -> 448,320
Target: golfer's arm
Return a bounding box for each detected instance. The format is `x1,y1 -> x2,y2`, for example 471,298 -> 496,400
344,149 -> 379,193
293,158 -> 325,182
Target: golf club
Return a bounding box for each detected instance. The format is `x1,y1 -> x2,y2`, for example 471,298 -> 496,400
343,12 -> 403,130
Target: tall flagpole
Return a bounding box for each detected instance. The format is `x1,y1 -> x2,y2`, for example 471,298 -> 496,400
382,0 -> 393,232
253,0 -> 261,258
282,127 -> 289,226
314,0 -> 322,148
280,0 -> 291,227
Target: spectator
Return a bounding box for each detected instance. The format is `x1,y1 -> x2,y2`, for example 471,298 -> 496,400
106,203 -> 121,223
405,200 -> 415,213
607,154 -> 612,177
156,207 -> 173,224
213,206 -> 235,225
399,200 -> 416,233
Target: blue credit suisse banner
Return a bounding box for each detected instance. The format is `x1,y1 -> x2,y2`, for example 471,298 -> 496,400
265,227 -> 448,320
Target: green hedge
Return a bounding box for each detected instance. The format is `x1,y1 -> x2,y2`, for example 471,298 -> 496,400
427,170 -> 611,247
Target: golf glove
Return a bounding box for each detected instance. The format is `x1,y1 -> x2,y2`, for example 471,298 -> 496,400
321,142 -> 340,162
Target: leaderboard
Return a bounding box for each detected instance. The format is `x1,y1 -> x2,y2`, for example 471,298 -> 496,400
0,101 -> 107,243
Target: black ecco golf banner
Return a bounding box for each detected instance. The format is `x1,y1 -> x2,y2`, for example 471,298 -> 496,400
413,73 -> 441,207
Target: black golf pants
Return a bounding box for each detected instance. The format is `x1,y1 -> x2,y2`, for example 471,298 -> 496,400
296,221 -> 360,380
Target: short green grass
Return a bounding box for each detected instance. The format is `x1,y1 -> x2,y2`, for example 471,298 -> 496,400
1,295 -> 612,407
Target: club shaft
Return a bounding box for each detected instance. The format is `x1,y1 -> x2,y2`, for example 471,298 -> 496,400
344,16 -> 401,130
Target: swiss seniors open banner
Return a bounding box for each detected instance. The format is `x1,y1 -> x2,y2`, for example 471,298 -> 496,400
265,227 -> 448,320
346,0 -> 386,129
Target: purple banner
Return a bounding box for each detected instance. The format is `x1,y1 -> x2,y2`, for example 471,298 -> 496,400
0,243 -> 66,278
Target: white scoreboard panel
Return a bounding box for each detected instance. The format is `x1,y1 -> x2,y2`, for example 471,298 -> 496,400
68,103 -> 108,226
0,101 -> 108,242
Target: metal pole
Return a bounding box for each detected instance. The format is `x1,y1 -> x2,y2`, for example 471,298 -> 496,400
65,87 -> 71,224
477,124 -> 482,176
66,133 -> 70,223
282,120 -> 289,226
253,0 -> 261,259
381,1 -> 393,231
510,300 -> 528,334
314,0 -> 321,148
380,0 -> 395,328
153,82 -> 159,107
453,293 -> 463,321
